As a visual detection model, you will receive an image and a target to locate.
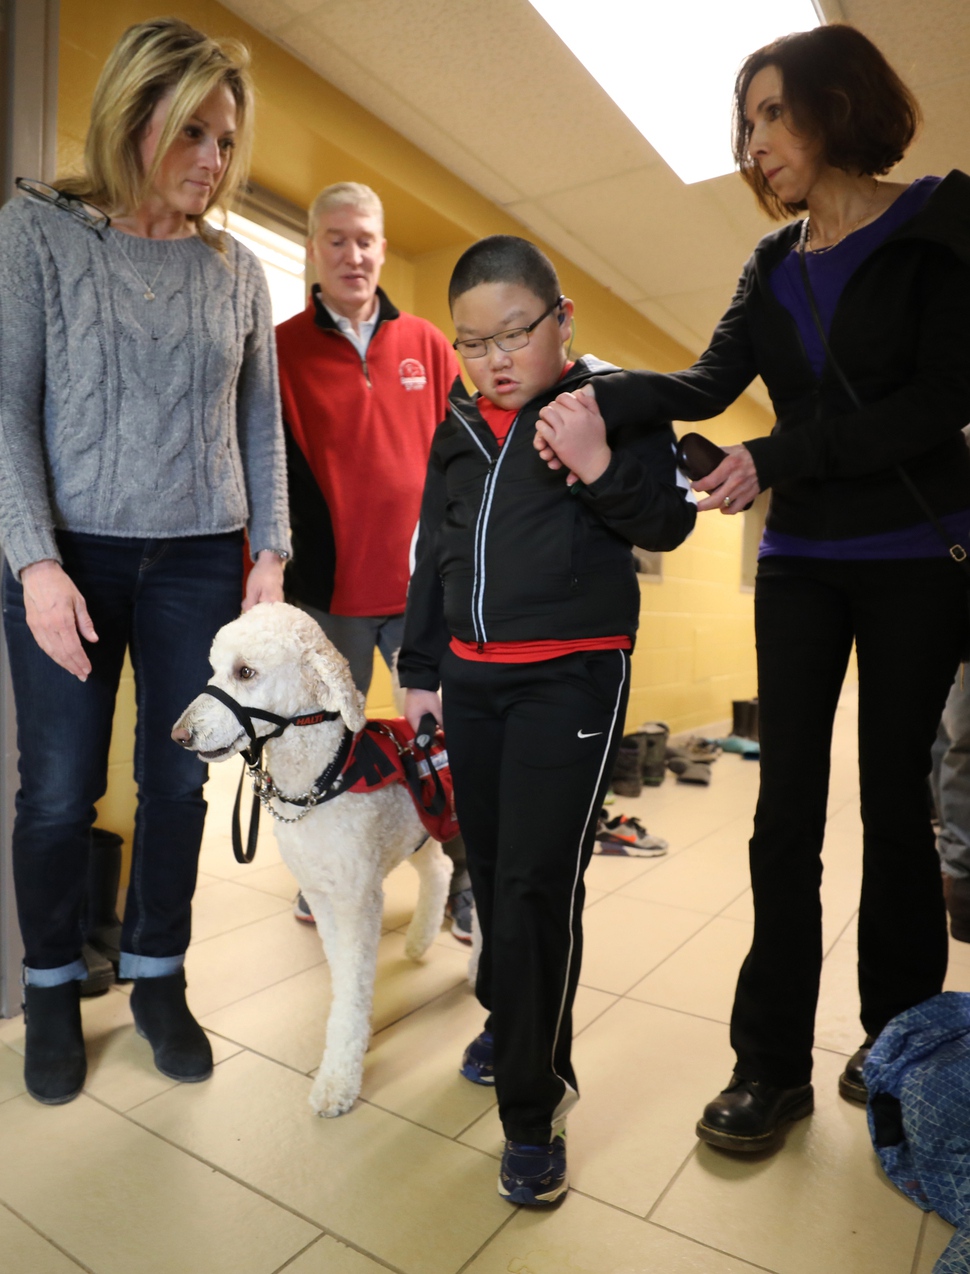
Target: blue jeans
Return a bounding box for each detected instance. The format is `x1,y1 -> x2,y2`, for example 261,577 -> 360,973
2,531 -> 243,985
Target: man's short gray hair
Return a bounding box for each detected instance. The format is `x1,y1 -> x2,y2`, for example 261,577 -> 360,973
308,182 -> 384,236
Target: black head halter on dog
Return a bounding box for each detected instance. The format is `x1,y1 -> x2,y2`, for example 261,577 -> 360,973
199,684 -> 345,863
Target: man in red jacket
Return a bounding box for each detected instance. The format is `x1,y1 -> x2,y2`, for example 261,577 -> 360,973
276,182 -> 471,936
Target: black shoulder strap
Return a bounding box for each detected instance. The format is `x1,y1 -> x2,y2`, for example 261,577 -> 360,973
796,223 -> 970,574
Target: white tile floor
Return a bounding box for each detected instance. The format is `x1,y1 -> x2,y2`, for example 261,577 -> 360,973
0,683 -> 966,1273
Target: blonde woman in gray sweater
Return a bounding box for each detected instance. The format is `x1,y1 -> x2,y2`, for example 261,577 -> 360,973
0,18 -> 290,1103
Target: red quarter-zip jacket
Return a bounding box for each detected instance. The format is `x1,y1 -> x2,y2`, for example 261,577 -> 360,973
276,286 -> 460,616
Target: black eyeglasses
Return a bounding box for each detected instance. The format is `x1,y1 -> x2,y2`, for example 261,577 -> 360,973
16,178 -> 111,239
453,295 -> 565,359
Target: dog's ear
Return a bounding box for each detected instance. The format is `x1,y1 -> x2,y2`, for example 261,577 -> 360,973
303,640 -> 367,733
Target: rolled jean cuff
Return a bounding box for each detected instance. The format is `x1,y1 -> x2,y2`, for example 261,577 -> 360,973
23,958 -> 87,987
119,952 -> 184,980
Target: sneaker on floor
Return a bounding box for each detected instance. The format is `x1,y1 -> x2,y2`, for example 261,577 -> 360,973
293,891 -> 315,923
595,814 -> 668,857
498,1132 -> 568,1206
445,887 -> 474,944
460,1030 -> 495,1085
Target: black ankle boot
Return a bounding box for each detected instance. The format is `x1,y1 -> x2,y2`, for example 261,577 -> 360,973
130,970 -> 212,1082
23,981 -> 87,1105
839,1034 -> 877,1104
696,1074 -> 814,1153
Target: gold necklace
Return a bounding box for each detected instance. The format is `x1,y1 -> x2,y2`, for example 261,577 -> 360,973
113,236 -> 167,301
806,181 -> 880,254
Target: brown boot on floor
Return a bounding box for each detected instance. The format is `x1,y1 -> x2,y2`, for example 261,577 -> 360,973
943,874 -> 970,943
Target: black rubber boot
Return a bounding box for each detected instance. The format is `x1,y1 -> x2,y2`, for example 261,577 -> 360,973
611,737 -> 643,797
130,970 -> 212,1082
84,827 -> 123,968
943,875 -> 970,943
79,943 -> 115,998
638,722 -> 670,786
23,980 -> 87,1105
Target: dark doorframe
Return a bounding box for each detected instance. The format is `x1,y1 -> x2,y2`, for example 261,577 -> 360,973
0,0 -> 59,1018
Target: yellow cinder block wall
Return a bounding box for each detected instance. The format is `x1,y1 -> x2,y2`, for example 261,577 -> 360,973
58,0 -> 774,854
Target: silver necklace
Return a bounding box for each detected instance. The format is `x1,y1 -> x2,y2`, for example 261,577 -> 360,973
806,181 -> 880,254
113,236 -> 166,301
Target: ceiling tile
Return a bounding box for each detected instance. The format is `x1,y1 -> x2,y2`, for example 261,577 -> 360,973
845,0 -> 970,88
220,0 -> 970,375
503,200 -> 648,307
895,76 -> 970,182
265,0 -> 662,200
542,164 -> 755,299
272,10 -> 525,206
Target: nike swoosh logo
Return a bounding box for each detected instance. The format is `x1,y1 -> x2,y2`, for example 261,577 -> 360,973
577,730 -> 603,738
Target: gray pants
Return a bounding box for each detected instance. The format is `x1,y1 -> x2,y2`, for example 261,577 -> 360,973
293,600 -> 470,893
932,669 -> 970,878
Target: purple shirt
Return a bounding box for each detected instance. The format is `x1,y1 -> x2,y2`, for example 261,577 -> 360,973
760,177 -> 968,561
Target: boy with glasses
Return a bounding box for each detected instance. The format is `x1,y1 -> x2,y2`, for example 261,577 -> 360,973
399,235 -> 694,1205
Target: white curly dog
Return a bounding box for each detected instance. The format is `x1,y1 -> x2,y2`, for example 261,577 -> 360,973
172,602 -> 452,1117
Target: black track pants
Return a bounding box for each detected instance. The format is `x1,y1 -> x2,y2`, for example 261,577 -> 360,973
731,556 -> 969,1087
440,647 -> 630,1143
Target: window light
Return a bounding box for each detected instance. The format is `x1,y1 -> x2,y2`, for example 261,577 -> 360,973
225,210 -> 307,324
527,0 -> 822,185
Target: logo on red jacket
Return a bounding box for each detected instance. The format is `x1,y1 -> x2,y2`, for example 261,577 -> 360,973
399,358 -> 427,391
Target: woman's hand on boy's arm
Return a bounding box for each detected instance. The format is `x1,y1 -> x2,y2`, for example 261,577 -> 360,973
535,385 -> 611,486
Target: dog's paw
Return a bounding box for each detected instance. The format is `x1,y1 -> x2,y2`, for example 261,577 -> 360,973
404,934 -> 433,961
309,1072 -> 359,1118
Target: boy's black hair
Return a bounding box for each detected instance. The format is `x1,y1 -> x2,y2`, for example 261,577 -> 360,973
448,235 -> 561,310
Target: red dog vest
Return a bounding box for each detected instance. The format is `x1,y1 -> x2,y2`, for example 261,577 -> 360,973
340,718 -> 460,845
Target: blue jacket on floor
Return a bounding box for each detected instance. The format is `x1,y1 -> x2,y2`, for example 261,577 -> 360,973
864,991 -> 970,1274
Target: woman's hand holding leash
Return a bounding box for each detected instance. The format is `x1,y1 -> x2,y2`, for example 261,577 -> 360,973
534,384 -> 610,487
20,559 -> 99,681
243,550 -> 286,610
692,446 -> 761,514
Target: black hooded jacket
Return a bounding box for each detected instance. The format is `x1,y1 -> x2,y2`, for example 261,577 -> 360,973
593,170 -> 970,542
397,355 -> 696,690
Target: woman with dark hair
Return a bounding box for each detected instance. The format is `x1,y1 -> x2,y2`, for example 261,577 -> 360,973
0,18 -> 289,1103
535,23 -> 970,1153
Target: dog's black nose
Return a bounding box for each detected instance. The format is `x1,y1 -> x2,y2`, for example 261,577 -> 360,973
171,725 -> 193,747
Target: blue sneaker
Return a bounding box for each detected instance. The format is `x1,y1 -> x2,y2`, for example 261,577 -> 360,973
460,1030 -> 494,1085
498,1132 -> 568,1205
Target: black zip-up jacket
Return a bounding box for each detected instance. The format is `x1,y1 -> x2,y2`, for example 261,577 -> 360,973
593,170 -> 970,542
397,355 -> 696,690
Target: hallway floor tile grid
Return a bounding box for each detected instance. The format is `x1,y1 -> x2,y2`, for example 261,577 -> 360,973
0,684 -> 962,1273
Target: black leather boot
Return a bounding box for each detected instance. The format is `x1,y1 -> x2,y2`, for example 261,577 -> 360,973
23,980 -> 87,1105
696,1074 -> 814,1153
130,970 -> 212,1082
838,1034 -> 877,1104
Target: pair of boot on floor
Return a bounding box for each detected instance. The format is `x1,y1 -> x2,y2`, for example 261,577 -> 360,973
24,969 -> 211,1104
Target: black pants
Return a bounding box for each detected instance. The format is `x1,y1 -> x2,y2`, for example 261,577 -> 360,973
731,556 -> 969,1087
440,647 -> 630,1143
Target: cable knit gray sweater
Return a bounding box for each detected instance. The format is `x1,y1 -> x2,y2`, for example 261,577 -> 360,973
0,193 -> 290,576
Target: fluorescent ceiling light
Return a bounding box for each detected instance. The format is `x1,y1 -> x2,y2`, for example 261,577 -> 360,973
527,0 -> 821,185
